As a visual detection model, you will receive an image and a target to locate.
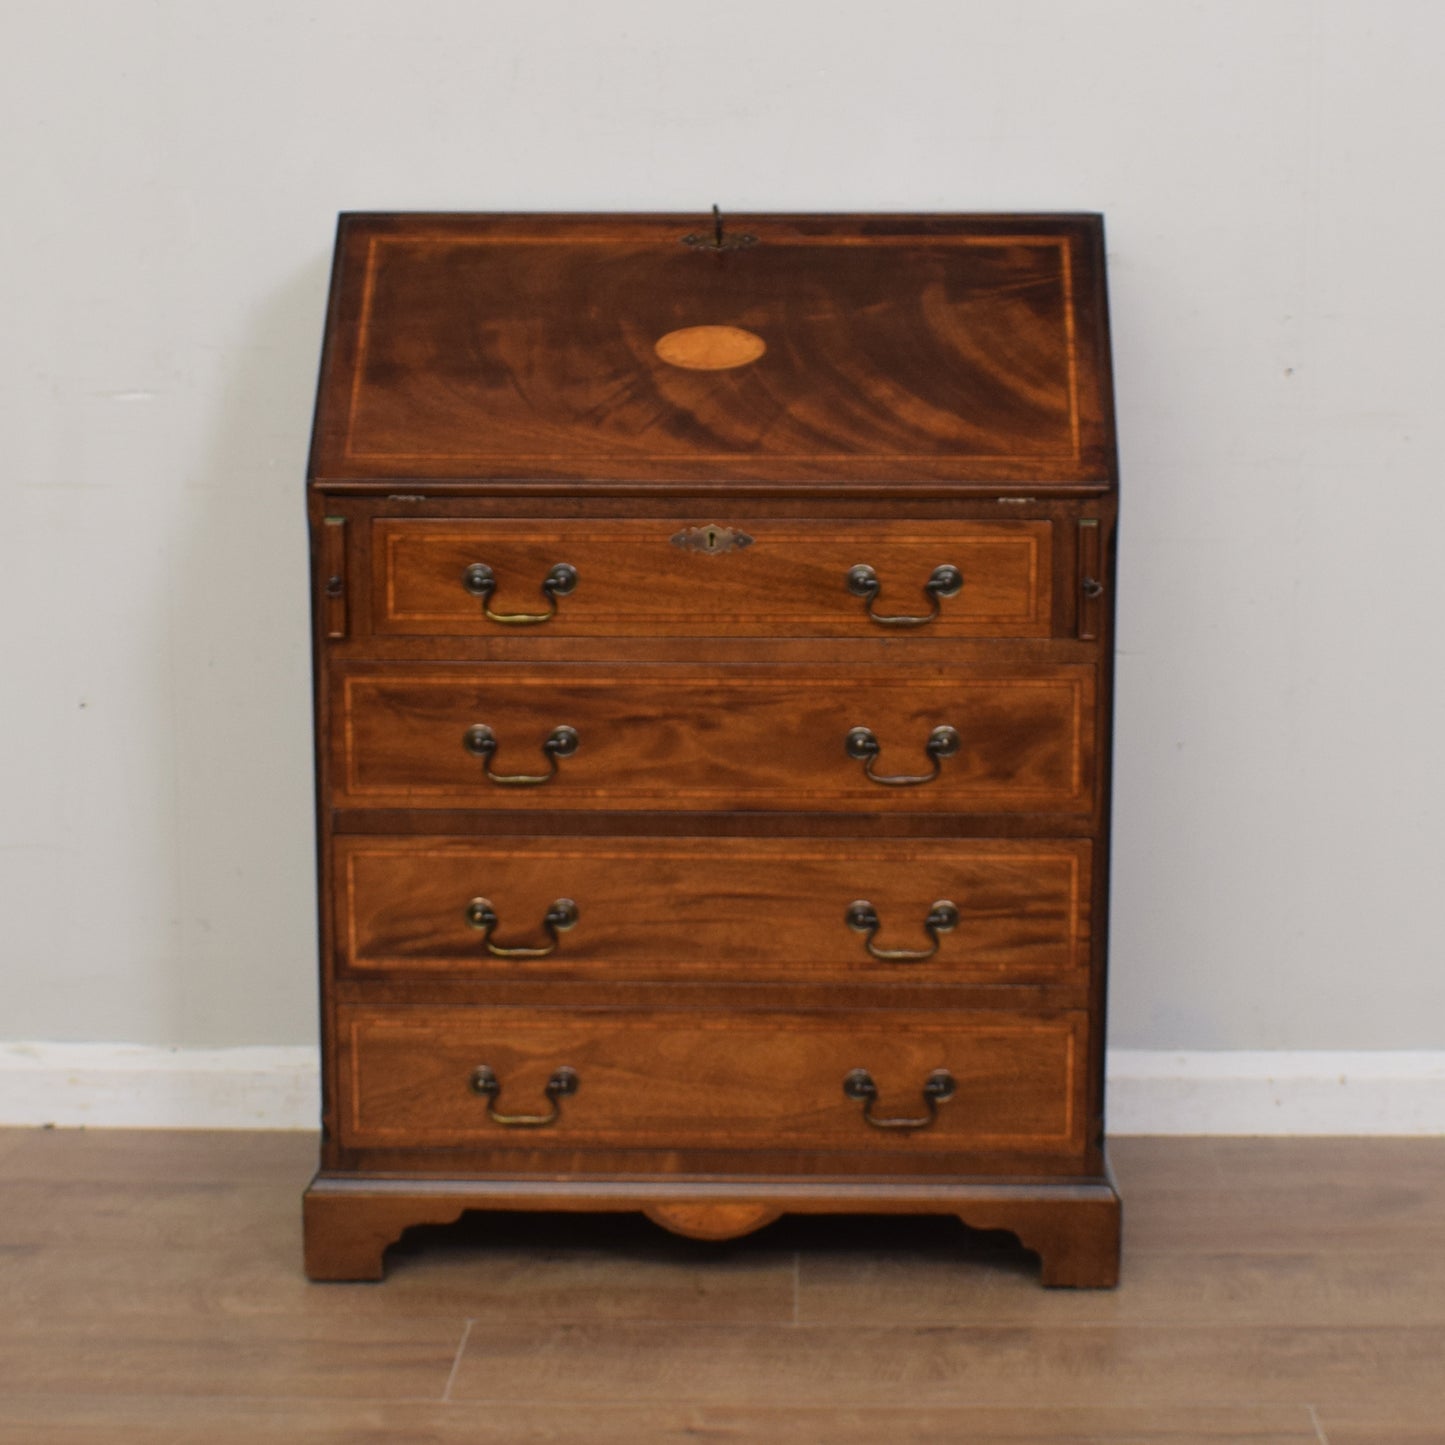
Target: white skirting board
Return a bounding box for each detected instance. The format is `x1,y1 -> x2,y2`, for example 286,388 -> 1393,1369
0,1044 -> 321,1132
1105,1050 -> 1445,1136
0,1043 -> 1442,1134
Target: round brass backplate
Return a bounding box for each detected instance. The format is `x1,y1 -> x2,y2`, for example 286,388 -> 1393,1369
654,324 -> 766,371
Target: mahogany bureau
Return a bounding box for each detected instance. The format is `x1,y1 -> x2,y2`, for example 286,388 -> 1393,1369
301,211 -> 1122,1286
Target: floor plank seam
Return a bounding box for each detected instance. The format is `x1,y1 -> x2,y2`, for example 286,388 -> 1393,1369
442,1318 -> 473,1403
1308,1404 -> 1330,1444
390,1395 -> 1358,1415
0,1392 -> 479,1407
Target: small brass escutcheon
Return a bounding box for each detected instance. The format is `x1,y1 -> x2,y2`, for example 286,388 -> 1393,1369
671,524 -> 755,555
681,204 -> 758,252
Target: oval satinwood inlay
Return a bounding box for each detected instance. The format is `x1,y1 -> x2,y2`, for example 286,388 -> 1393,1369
655,324 -> 766,371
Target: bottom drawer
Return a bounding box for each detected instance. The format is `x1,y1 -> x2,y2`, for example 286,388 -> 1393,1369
336,1005 -> 1088,1157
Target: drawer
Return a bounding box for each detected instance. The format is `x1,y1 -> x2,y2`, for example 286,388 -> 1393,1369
335,1004 -> 1088,1155
370,519 -> 1054,639
335,836 -> 1091,985
332,661 -> 1095,813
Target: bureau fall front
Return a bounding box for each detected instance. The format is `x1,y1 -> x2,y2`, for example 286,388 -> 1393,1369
302,211 -> 1121,1286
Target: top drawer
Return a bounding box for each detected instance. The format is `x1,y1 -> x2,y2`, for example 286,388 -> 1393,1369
369,519 -> 1054,639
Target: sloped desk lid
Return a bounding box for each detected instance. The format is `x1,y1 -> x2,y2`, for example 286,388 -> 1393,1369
308,212 -> 1117,494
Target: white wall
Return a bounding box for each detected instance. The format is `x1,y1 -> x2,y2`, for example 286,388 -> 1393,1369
2,0 -> 1442,1052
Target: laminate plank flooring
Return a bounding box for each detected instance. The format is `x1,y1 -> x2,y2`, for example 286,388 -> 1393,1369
797,1240 -> 1445,1327
1320,1417 -> 1445,1445
447,1318 -> 1445,1410
0,1213 -> 797,1325
0,1398 -> 1326,1444
0,1128 -> 1441,1443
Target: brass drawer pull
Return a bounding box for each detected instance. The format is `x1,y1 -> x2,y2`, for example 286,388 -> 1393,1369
462,561 -> 578,625
465,897 -> 579,958
468,1064 -> 578,1127
463,724 -> 579,786
843,1068 -> 956,1131
846,563 -> 963,627
845,724 -> 960,786
846,899 -> 959,962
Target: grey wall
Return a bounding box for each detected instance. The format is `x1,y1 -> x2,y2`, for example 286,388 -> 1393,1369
3,1 -> 1441,1049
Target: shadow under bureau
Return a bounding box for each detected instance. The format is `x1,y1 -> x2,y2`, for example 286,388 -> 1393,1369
302,211 -> 1122,1286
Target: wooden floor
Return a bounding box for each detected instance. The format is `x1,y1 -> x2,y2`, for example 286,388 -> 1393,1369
0,1130 -> 1441,1442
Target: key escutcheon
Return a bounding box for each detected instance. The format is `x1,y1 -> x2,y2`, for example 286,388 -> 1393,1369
462,561 -> 578,625
468,1064 -> 579,1127
842,1068 -> 957,1130
846,899 -> 959,962
845,724 -> 960,786
846,563 -> 963,627
465,897 -> 579,958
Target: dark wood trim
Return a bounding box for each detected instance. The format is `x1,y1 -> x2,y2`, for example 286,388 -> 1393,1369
303,1171 -> 1121,1288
